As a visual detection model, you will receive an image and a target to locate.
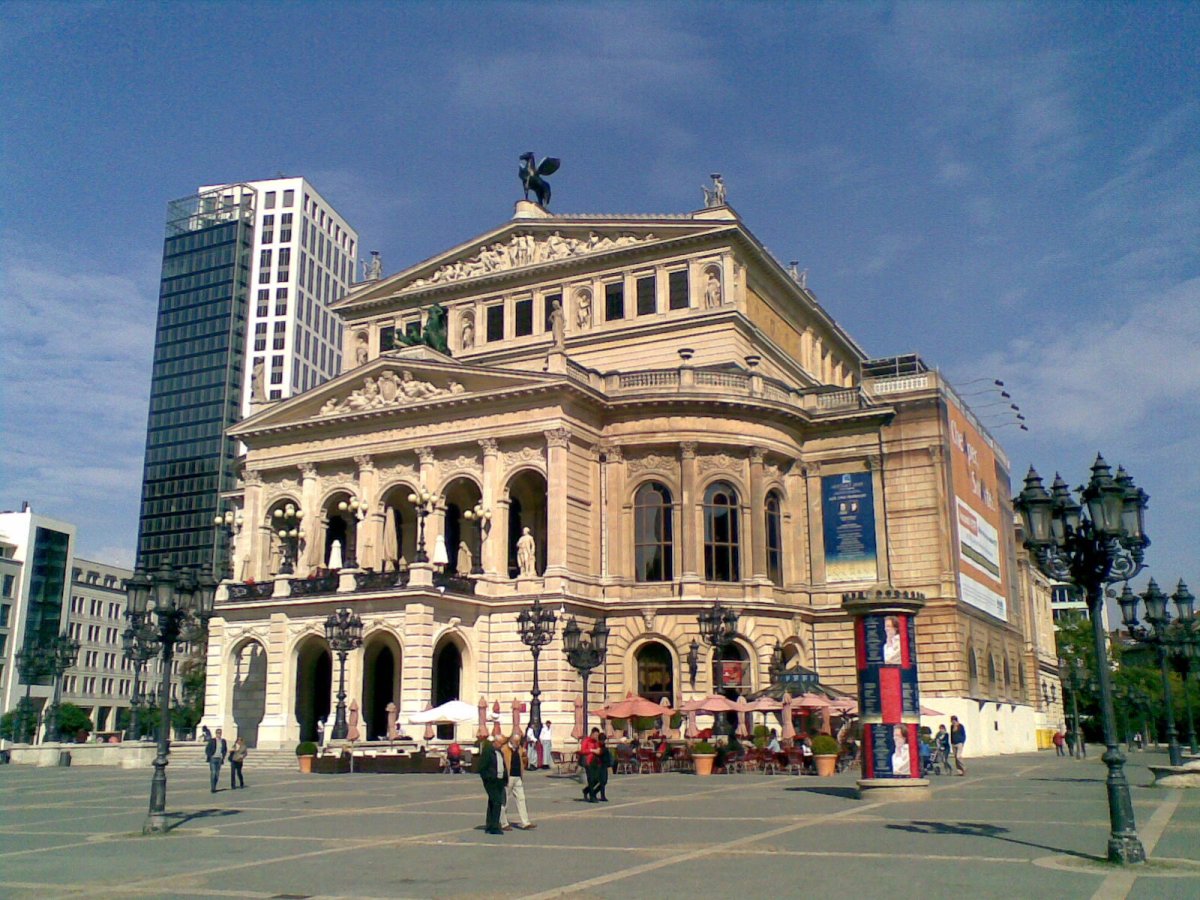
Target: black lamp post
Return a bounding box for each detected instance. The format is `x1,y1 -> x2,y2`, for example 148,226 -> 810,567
122,610 -> 158,739
272,505 -> 304,575
407,485 -> 438,564
1117,580 -> 1194,764
213,508 -> 244,580
562,616 -> 610,736
1166,580 -> 1197,754
1058,655 -> 1086,759
686,639 -> 700,688
43,634 -> 81,743
517,597 -> 557,736
698,602 -> 739,735
1015,456 -> 1149,865
462,502 -> 491,575
125,563 -> 216,835
14,643 -> 52,744
324,607 -> 364,741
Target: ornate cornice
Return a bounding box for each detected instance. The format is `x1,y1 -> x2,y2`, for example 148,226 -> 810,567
544,427 -> 572,449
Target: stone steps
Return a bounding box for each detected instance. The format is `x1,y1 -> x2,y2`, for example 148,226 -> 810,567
172,742 -> 299,769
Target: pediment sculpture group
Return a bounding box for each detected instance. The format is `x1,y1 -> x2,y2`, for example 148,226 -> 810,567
317,369 -> 466,416
407,230 -> 657,289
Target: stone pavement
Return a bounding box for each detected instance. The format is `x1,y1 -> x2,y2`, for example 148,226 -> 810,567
1,748 -> 1197,899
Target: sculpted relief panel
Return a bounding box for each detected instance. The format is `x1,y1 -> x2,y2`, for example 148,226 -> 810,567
317,369 -> 467,417
405,231 -> 659,290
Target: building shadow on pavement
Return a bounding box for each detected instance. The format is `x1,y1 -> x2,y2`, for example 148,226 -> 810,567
162,808 -> 242,832
784,786 -> 860,800
1030,776 -> 1104,784
886,821 -> 1097,861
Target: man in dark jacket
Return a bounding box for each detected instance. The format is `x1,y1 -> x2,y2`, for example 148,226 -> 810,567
478,734 -> 509,835
950,716 -> 966,775
205,727 -> 228,793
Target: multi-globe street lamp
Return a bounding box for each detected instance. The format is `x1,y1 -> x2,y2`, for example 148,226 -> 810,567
1015,455 -> 1149,865
1058,655 -> 1086,759
272,505 -> 304,574
323,607 -> 364,741
462,502 -> 491,575
517,597 -> 557,736
124,563 -> 216,835
1171,580 -> 1200,753
562,616 -> 610,734
697,602 -> 740,735
1116,579 -> 1196,764
407,485 -> 439,564
43,634 -> 81,743
213,508 -> 244,579
122,610 -> 159,739
336,497 -> 367,567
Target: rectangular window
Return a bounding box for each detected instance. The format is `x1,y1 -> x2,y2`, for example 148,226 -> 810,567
271,356 -> 284,384
254,322 -> 267,351
605,281 -> 624,321
256,289 -> 269,317
277,248 -> 291,282
280,212 -> 293,242
543,292 -> 562,332
259,248 -> 272,269
0,603 -> 9,626
486,303 -> 504,342
405,319 -> 421,340
514,298 -> 533,336
283,189 -> 294,207
265,191 -> 276,209
275,287 -> 288,316
273,321 -> 286,350
636,275 -> 656,316
668,269 -> 689,309
379,325 -> 395,352
261,214 -> 274,245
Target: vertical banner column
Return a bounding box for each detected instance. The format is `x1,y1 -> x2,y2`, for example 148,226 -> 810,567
841,588 -> 931,800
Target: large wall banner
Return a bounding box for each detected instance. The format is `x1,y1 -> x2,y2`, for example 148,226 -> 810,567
822,472 -> 878,583
945,402 -> 1010,621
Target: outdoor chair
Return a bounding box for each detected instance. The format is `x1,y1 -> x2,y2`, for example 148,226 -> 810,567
614,745 -> 636,775
551,750 -> 578,776
636,748 -> 658,774
759,750 -> 780,775
672,746 -> 693,773
785,749 -> 807,775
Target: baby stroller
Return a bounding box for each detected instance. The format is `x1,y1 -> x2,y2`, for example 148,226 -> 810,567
925,740 -> 952,775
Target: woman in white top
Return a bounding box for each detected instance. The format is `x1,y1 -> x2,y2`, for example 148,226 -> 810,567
890,725 -> 911,775
883,616 -> 902,665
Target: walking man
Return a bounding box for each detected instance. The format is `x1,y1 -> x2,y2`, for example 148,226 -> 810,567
499,734 -> 537,831
478,733 -> 509,835
949,716 -> 966,776
205,727 -> 228,793
539,720 -> 554,769
580,727 -> 602,801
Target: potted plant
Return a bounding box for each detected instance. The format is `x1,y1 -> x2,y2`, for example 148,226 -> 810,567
811,734 -> 840,776
691,740 -> 716,776
296,741 -> 318,773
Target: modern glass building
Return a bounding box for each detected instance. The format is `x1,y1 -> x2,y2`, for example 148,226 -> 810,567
135,179 -> 360,574
135,187 -> 255,572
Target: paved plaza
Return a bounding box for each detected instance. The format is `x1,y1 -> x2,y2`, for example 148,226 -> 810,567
1,749 -> 1198,899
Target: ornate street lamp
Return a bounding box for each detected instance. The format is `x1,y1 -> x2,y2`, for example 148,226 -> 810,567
1166,580 -> 1198,754
43,634 -> 81,743
14,642 -> 52,744
213,508 -> 244,580
1058,656 -> 1086,759
272,505 -> 304,574
324,607 -> 364,741
1117,580 -> 1192,765
1015,456 -> 1149,865
462,502 -> 492,575
122,608 -> 160,739
517,597 -> 557,735
562,616 -> 609,733
698,602 -> 740,735
126,563 -> 217,835
686,639 -> 700,688
407,485 -> 438,564
336,497 -> 367,567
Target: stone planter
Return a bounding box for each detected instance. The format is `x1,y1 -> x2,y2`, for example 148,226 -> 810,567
693,753 -> 716,776
814,753 -> 838,777
297,754 -> 315,774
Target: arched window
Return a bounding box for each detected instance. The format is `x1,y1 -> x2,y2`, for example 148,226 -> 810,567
988,656 -> 998,696
634,482 -> 673,582
703,481 -> 740,582
967,647 -> 979,695
636,642 -> 674,705
765,491 -> 783,585
1003,657 -> 1012,697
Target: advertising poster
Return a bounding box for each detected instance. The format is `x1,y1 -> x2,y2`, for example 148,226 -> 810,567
945,402 -> 1011,621
864,722 -> 919,778
822,473 -> 877,583
856,614 -> 922,779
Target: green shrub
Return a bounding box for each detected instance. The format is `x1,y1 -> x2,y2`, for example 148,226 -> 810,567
54,703 -> 93,740
692,740 -> 716,754
296,741 -> 318,756
610,718 -> 627,731
669,712 -> 683,729
632,715 -> 657,732
811,734 -> 840,755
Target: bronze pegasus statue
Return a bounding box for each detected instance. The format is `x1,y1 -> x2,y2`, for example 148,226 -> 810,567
519,153 -> 560,207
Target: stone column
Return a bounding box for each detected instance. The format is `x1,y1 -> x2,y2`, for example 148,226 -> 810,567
679,441 -> 700,591
479,438 -> 500,576
355,455 -> 379,570
604,445 -> 626,581
749,447 -> 768,583
255,612 -> 291,748
242,469 -> 264,583
299,463 -> 320,574
544,428 -> 571,578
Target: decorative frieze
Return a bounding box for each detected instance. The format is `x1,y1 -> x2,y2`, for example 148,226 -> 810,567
501,446 -> 545,470
316,369 -> 466,417
697,452 -> 743,476
626,452 -> 675,475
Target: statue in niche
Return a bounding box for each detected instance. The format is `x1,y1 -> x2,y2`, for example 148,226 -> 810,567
575,289 -> 592,330
354,332 -> 369,367
251,359 -> 267,402
704,269 -> 722,308
548,299 -> 565,349
457,541 -> 473,574
460,312 -> 475,350
516,526 -> 537,577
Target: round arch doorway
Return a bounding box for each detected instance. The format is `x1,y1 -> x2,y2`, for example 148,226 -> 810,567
295,638 -> 332,743
362,634 -> 402,741
432,638 -> 463,740
636,641 -> 674,706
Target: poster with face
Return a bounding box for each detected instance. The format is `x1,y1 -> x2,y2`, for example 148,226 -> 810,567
865,721 -> 918,778
862,613 -> 906,666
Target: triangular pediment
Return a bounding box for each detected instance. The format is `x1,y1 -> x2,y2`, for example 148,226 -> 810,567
334,214 -> 735,311
229,349 -> 575,438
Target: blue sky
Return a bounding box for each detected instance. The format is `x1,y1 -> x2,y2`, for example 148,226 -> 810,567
2,1 -> 1197,593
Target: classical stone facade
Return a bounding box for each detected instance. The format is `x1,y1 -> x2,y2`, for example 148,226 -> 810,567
200,200 -> 1061,753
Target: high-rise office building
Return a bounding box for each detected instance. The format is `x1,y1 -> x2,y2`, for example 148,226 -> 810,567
136,178 -> 359,572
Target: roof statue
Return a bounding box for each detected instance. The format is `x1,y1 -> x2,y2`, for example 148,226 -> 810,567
702,172 -> 726,208
394,303 -> 450,354
519,152 -> 560,207
362,250 -> 383,281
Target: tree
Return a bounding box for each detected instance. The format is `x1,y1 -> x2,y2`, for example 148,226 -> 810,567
53,702 -> 93,740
